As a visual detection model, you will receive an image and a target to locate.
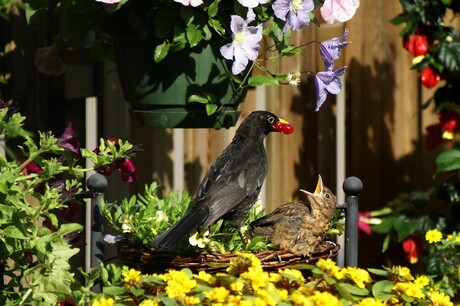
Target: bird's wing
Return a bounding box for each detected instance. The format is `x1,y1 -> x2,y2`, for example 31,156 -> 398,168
194,143 -> 267,224
250,202 -> 310,228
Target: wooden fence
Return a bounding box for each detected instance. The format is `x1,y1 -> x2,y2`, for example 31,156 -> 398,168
2,0 -> 458,268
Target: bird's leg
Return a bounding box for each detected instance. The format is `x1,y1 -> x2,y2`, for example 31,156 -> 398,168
238,229 -> 248,247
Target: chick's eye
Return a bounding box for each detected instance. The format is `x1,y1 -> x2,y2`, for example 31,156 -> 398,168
326,194 -> 330,198
268,117 -> 275,124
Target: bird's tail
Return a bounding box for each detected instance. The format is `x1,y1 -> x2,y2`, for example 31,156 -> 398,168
150,205 -> 209,249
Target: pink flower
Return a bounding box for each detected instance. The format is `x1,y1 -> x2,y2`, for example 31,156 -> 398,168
358,211 -> 372,235
320,0 -> 360,24
173,0 -> 203,7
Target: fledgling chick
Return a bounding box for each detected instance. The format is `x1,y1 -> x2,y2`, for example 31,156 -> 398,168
249,175 -> 337,256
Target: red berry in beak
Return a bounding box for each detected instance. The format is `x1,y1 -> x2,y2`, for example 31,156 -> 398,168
274,121 -> 294,134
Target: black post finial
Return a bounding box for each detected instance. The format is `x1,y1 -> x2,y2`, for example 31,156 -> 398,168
343,176 -> 363,267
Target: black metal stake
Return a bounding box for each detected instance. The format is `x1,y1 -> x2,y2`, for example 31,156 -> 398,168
342,176 -> 363,267
87,173 -> 108,293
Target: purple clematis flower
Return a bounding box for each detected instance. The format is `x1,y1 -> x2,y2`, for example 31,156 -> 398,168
272,0 -> 314,32
319,28 -> 349,70
314,66 -> 346,111
220,9 -> 263,75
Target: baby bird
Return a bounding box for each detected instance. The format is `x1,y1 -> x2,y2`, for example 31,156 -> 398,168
249,175 -> 337,256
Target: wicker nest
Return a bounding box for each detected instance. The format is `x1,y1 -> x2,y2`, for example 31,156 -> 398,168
117,240 -> 340,274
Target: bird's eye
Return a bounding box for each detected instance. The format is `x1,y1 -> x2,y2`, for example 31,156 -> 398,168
326,194 -> 330,198
268,116 -> 275,124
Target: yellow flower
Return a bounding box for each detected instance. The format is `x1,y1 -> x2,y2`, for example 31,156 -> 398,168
122,268 -> 142,287
412,55 -> 425,65
204,286 -> 230,303
240,267 -> 269,290
280,268 -> 305,282
308,291 -> 340,306
414,275 -> 430,288
430,291 -> 454,306
426,229 -> 443,244
139,299 -> 159,306
356,297 -> 386,306
343,267 -> 372,288
316,258 -> 344,279
393,282 -> 425,299
184,295 -> 201,305
227,295 -> 242,306
165,270 -> 197,298
227,252 -> 262,275
196,270 -> 216,285
393,266 -> 414,281
91,297 -> 115,306
447,234 -> 460,242
255,287 -> 278,306
229,279 -> 245,292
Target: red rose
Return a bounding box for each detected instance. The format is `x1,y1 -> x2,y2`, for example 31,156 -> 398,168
420,66 -> 440,88
403,34 -> 429,56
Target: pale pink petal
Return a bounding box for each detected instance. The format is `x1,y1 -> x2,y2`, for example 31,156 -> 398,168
320,0 -> 360,24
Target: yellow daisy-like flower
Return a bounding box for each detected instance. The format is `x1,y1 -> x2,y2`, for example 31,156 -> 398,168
280,268 -> 305,282
356,297 -> 387,306
91,297 -> 115,306
184,295 -> 201,305
229,279 -> 245,292
343,267 -> 372,288
425,229 -> 443,244
430,291 -> 454,306
122,268 -> 142,287
414,275 -> 430,288
240,267 -> 269,291
196,270 -> 216,285
255,287 -> 277,306
165,270 -> 197,298
204,286 -> 230,303
316,258 -> 344,279
227,295 -> 242,306
227,252 -> 262,275
308,291 -> 340,306
393,282 -> 425,299
447,234 -> 460,242
139,299 -> 159,306
393,266 -> 414,281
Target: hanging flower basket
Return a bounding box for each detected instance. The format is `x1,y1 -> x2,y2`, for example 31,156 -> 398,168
116,240 -> 340,274
114,35 -> 248,129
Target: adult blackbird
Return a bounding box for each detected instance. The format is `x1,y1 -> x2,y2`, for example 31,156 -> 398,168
150,111 -> 294,249
249,175 -> 337,256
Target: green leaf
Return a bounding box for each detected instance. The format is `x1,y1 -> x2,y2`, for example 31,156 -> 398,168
3,225 -> 27,239
154,42 -> 170,63
206,104 -> 218,115
437,41 -> 460,78
103,286 -> 127,295
56,223 -> 83,237
372,280 -> 395,300
208,18 -> 225,36
248,75 -> 280,87
207,0 -> 220,17
368,268 -> 390,277
436,149 -> 460,172
130,286 -> 145,296
337,283 -> 369,296
186,23 -> 202,47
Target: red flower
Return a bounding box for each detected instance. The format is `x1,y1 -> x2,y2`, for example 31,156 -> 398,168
403,34 -> 429,56
93,138 -> 139,183
420,66 -> 441,88
402,236 -> 423,264
425,110 -> 460,149
19,159 -> 42,175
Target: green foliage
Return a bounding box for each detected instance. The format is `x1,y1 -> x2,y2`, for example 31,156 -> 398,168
0,107 -> 139,305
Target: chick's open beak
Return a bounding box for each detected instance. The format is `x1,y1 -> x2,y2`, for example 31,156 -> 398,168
300,175 -> 324,196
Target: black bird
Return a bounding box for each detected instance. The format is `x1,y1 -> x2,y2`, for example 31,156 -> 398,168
249,175 -> 337,256
150,111 -> 294,249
